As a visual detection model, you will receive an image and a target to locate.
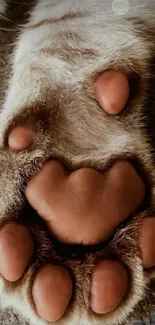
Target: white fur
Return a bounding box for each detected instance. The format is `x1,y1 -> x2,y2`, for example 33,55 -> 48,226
0,0 -> 7,15
0,0 -> 152,140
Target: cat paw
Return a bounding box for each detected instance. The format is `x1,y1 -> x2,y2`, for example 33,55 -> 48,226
1,6 -> 155,324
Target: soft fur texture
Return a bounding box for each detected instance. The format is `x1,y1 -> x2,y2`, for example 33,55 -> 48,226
0,1 -> 155,324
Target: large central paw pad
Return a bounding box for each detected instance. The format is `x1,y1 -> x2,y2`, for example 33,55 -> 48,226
25,160 -> 145,245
